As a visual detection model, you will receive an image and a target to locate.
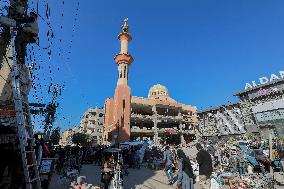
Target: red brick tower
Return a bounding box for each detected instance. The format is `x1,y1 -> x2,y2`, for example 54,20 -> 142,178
112,18 -> 133,143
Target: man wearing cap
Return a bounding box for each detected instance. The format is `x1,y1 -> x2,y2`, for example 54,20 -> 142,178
195,143 -> 212,189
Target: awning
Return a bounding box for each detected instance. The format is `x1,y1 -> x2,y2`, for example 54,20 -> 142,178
162,129 -> 177,134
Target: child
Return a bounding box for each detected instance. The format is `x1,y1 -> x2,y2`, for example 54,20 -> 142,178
123,164 -> 129,176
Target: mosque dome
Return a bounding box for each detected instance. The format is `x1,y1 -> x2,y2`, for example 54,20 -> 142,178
148,84 -> 169,98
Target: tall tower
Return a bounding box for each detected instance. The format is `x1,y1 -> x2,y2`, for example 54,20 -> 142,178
113,18 -> 133,142
114,18 -> 133,85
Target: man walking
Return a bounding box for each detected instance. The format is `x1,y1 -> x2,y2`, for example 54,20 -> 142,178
164,146 -> 174,185
196,143 -> 212,189
236,150 -> 246,179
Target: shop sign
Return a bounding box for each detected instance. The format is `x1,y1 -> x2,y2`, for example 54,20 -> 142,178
255,109 -> 284,122
258,87 -> 278,96
245,71 -> 284,90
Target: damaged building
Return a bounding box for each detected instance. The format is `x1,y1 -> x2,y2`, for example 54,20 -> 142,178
103,19 -> 197,145
198,71 -> 284,140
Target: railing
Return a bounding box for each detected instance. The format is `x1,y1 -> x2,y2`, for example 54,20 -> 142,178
131,113 -> 183,121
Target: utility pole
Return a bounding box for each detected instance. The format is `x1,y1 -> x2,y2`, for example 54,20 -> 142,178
44,83 -> 64,140
269,129 -> 274,177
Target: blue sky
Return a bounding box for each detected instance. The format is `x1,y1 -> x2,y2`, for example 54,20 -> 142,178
27,0 -> 284,131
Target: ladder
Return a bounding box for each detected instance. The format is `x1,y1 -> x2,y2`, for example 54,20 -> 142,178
9,27 -> 42,189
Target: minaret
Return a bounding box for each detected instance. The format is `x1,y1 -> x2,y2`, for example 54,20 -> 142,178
114,18 -> 133,85
112,18 -> 133,143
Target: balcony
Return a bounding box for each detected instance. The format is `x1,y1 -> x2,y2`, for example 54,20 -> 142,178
158,115 -> 182,122
131,126 -> 154,133
131,113 -> 153,120
86,124 -> 98,129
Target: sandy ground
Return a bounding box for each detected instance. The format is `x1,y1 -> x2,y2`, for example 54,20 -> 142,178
49,164 -> 177,189
49,164 -> 284,189
80,164 -> 176,189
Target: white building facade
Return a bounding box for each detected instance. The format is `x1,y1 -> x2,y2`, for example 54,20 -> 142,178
80,107 -> 104,145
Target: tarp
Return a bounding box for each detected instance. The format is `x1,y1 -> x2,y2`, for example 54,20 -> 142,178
237,144 -> 259,166
162,129 -> 177,134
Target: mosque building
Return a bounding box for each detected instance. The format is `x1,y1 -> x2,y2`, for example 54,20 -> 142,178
103,19 -> 198,145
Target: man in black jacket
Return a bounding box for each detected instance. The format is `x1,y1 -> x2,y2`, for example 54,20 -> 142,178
196,143 -> 212,189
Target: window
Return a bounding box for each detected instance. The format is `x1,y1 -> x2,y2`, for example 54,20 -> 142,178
121,116 -> 124,127
124,65 -> 127,78
123,100 -> 125,109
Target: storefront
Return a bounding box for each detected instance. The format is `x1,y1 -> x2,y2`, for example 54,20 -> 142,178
236,74 -> 284,138
254,109 -> 284,137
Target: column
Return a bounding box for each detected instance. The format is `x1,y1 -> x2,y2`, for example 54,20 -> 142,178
152,105 -> 159,145
178,110 -> 185,145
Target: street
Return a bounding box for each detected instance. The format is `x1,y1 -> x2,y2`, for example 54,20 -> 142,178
49,164 -> 177,189
81,164 -> 175,189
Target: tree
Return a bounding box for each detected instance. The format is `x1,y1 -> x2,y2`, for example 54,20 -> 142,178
72,133 -> 89,146
50,127 -> 61,145
276,136 -> 284,144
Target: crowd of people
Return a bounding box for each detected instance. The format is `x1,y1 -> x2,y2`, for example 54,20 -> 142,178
157,136 -> 284,189
43,134 -> 284,189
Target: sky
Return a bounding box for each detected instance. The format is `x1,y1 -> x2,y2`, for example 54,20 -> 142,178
23,0 -> 284,131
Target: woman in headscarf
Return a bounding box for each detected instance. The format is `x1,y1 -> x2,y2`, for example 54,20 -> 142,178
177,148 -> 194,189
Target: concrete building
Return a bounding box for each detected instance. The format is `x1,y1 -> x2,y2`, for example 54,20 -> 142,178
234,76 -> 284,139
60,127 -> 80,146
198,102 -> 246,138
79,107 -> 104,144
198,70 -> 284,139
103,20 -> 197,145
129,84 -> 197,145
